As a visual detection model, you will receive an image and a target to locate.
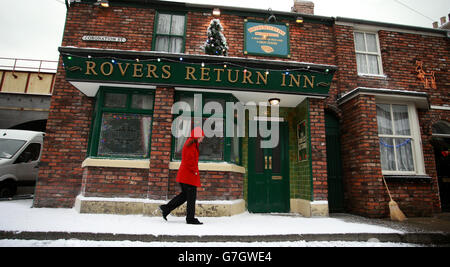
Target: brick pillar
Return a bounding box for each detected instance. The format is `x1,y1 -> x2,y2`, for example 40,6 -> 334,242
309,98 -> 328,201
340,94 -> 387,218
147,86 -> 174,200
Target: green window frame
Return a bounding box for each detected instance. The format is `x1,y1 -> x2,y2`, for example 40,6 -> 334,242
88,87 -> 155,159
152,12 -> 187,53
171,91 -> 242,165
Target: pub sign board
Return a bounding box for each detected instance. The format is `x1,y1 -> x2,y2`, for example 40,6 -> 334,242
244,20 -> 290,58
62,55 -> 334,96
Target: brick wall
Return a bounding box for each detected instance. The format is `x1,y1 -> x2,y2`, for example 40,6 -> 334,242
309,98 -> 328,201
168,170 -> 244,201
81,167 -> 149,198
334,23 -> 449,217
148,87 -> 174,200
340,95 -> 387,217
62,4 -> 155,51
33,58 -> 94,208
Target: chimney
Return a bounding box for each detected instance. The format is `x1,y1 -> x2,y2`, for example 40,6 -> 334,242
292,0 -> 314,15
441,16 -> 447,25
432,21 -> 439,29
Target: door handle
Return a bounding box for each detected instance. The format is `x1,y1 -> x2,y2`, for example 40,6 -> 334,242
265,156 -> 268,169
269,156 -> 272,170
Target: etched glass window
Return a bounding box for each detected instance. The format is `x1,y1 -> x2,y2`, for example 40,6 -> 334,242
91,89 -> 154,158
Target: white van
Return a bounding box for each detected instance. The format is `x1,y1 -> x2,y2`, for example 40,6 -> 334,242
0,130 -> 44,198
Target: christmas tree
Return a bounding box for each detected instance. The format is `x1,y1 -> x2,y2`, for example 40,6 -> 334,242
203,19 -> 229,56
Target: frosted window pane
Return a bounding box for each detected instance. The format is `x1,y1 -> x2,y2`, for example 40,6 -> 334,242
155,36 -> 169,52
377,104 -> 393,135
98,113 -> 152,158
169,37 -> 183,53
367,55 -> 380,75
379,138 -> 395,171
356,53 -> 368,74
157,14 -> 171,34
131,94 -> 154,110
396,138 -> 414,171
171,15 -> 185,35
366,33 -> 378,52
354,32 -> 366,51
393,105 -> 410,135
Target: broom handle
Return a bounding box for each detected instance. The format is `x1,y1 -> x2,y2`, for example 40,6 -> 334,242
382,176 -> 393,201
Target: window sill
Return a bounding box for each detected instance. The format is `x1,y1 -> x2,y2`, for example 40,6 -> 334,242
82,158 -> 150,169
358,74 -> 387,79
384,175 -> 432,183
169,161 -> 246,174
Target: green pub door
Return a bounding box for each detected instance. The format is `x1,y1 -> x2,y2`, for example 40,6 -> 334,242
248,122 -> 290,213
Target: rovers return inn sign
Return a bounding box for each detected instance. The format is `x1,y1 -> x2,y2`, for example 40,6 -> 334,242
244,21 -> 290,58
62,55 -> 334,97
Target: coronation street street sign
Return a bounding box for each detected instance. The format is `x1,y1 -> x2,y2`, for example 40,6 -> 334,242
82,35 -> 127,43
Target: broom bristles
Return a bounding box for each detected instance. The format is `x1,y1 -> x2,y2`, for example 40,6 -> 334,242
389,200 -> 407,222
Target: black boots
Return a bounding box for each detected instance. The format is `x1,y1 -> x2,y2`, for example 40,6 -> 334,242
159,205 -> 169,221
159,205 -> 203,225
186,218 -> 203,225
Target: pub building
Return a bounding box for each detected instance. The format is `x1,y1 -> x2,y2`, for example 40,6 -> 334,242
33,0 -> 450,218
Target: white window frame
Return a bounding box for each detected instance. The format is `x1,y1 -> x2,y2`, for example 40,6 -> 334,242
376,100 -> 425,176
354,31 -> 384,76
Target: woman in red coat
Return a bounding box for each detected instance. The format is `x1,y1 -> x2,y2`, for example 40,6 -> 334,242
160,127 -> 204,225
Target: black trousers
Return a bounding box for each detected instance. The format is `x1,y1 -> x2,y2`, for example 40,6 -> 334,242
165,183 -> 197,220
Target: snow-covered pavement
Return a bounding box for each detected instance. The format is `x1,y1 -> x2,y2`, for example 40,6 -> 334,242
0,239 -> 422,247
0,199 -> 401,236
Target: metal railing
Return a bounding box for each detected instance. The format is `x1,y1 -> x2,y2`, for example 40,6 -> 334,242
0,57 -> 58,74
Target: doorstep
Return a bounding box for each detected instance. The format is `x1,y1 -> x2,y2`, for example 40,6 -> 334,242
74,195 -> 246,217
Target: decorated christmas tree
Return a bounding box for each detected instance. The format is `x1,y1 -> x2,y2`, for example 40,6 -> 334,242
203,19 -> 229,56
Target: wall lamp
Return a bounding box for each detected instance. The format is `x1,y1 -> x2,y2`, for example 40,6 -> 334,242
296,16 -> 304,24
269,98 -> 281,106
213,8 -> 221,16
97,0 -> 110,8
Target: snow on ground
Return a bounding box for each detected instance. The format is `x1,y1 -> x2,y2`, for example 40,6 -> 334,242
0,199 -> 401,236
0,239 -> 422,247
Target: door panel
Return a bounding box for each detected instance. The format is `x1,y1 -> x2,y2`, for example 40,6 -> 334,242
248,122 -> 289,213
325,113 -> 344,213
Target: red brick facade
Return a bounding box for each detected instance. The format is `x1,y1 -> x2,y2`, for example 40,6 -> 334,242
33,1 -> 449,218
168,170 -> 244,201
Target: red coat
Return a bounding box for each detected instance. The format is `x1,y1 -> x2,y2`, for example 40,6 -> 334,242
176,128 -> 204,187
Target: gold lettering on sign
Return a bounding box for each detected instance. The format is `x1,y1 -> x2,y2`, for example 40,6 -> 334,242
256,71 -> 268,85
185,67 -> 197,80
214,69 -> 224,82
228,69 -> 239,83
281,73 -> 287,87
133,64 -> 144,78
117,63 -> 130,76
200,68 -> 211,81
242,70 -> 253,84
162,65 -> 171,79
85,61 -> 98,75
146,64 -> 159,78
289,74 -> 300,87
303,75 -> 315,88
100,62 -> 113,76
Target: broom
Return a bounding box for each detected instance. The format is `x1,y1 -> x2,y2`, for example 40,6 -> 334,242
382,177 -> 407,222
